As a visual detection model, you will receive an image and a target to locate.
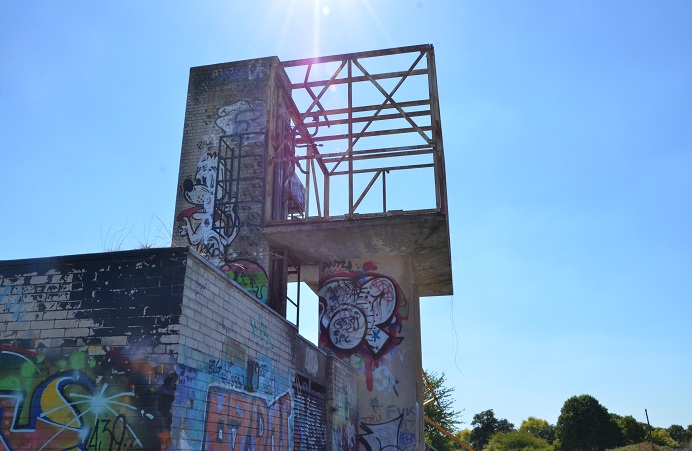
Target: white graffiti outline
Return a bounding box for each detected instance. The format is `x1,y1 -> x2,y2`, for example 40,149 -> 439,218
319,275 -> 398,356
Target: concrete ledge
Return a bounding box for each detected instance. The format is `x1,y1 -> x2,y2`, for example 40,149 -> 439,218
262,211 -> 453,297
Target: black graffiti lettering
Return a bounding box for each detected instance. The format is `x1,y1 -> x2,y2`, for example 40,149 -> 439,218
209,359 -> 223,374
111,415 -> 127,450
334,314 -> 361,332
88,415 -> 130,451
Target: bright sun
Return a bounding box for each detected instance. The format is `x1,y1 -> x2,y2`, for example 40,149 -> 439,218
269,0 -> 387,59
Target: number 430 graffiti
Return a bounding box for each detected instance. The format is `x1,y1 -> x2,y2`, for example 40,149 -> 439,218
87,415 -> 130,451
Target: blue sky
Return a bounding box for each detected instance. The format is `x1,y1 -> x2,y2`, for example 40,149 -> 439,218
1,0 -> 691,430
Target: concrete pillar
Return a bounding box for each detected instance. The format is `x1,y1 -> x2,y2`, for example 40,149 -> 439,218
319,257 -> 424,451
172,57 -> 293,315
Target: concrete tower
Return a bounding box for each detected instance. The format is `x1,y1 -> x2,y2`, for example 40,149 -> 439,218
173,44 -> 452,451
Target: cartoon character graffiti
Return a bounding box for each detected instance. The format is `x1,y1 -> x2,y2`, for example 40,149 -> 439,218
178,151 -> 238,264
178,100 -> 269,295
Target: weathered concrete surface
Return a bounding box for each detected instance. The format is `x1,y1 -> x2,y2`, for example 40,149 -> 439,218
262,210 -> 453,297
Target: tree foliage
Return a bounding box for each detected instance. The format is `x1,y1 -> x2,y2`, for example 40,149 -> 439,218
485,430 -> 553,451
650,428 -> 678,448
555,395 -> 622,451
456,429 -> 472,445
469,409 -> 515,450
520,417 -> 556,445
666,424 -> 689,445
423,370 -> 464,451
617,415 -> 647,445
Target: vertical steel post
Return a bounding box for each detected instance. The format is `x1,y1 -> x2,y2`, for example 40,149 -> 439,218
348,58 -> 354,217
645,409 -> 655,451
426,46 -> 448,214
382,170 -> 387,212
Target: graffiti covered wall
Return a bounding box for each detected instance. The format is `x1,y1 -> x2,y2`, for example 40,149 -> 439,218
174,57 -> 295,305
0,248 -> 186,450
319,258 -> 422,451
0,248 -> 357,450
326,352 -> 359,451
175,252 -> 298,450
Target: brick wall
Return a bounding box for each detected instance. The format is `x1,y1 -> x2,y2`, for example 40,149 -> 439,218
0,247 -> 359,450
174,250 -> 356,451
0,247 -> 186,450
175,250 -> 296,449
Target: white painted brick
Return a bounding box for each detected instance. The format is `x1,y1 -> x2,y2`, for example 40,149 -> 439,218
64,328 -> 91,338
101,336 -> 128,346
40,328 -> 64,338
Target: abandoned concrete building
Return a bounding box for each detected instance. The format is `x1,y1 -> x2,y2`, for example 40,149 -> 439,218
0,44 -> 452,450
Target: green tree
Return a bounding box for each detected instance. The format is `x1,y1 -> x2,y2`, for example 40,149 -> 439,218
424,371 -> 464,451
617,415 -> 647,445
456,429 -> 472,445
469,409 -> 514,450
651,428 -> 678,448
485,430 -> 553,451
520,417 -> 556,445
554,395 -> 623,451
666,424 -> 688,445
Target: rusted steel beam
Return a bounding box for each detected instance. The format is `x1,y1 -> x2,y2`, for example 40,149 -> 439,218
350,50 -> 427,150
271,60 -> 345,175
326,148 -> 433,163
305,99 -> 430,117
287,68 -> 428,90
352,170 -> 382,212
279,44 -> 432,67
310,158 -> 322,217
331,163 -> 433,176
348,58 -> 354,215
296,125 -> 432,144
273,144 -> 433,163
298,109 -> 430,129
426,46 -> 448,213
353,58 -> 431,144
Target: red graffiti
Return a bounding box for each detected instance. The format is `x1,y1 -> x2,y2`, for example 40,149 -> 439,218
203,385 -> 292,451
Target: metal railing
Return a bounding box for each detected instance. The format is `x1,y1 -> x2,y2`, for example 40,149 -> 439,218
269,44 -> 448,222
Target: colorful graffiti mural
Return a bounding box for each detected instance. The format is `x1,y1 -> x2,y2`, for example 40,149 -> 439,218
331,381 -> 358,451
203,386 -> 291,451
318,265 -> 407,392
177,337 -> 294,451
319,260 -> 418,451
177,99 -> 270,303
0,345 -> 175,451
222,260 -> 268,303
319,274 -> 399,356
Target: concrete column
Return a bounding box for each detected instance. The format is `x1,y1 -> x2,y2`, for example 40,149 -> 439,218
173,57 -> 292,312
319,256 -> 423,451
